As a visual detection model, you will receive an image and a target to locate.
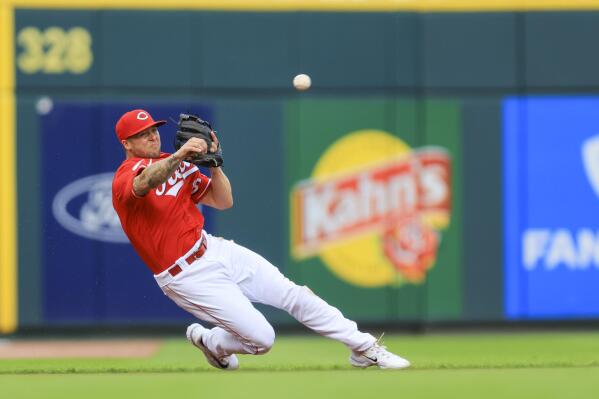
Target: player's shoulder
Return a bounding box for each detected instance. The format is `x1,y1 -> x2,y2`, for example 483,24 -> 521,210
114,158 -> 142,177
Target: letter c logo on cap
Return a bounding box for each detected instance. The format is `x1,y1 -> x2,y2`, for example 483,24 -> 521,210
137,111 -> 149,121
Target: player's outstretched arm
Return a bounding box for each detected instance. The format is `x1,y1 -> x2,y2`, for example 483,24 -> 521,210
133,138 -> 208,196
199,167 -> 233,210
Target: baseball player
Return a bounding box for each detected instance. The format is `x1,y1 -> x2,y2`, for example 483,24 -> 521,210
111,109 -> 411,370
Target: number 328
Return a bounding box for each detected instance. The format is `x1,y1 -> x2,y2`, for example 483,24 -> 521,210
17,26 -> 93,74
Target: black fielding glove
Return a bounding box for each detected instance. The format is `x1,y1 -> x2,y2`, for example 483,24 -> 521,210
174,113 -> 223,167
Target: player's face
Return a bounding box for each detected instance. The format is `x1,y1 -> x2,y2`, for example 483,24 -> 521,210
124,127 -> 161,158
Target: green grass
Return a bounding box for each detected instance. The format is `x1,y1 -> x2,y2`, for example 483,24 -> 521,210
2,333 -> 599,399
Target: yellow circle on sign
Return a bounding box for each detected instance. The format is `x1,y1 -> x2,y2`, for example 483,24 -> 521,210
311,130 -> 412,287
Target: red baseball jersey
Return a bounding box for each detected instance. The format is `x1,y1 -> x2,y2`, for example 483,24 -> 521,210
112,153 -> 211,274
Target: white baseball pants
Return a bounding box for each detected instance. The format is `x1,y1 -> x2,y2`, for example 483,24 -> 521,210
155,233 -> 376,357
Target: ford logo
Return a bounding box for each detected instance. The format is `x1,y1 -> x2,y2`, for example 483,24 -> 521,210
52,173 -> 128,243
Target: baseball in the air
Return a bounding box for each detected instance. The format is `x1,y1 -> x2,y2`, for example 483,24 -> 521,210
293,74 -> 311,91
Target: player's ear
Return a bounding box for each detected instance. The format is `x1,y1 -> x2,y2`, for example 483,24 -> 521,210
122,139 -> 132,151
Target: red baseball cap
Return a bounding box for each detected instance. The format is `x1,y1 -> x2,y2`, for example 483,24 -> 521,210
115,109 -> 166,141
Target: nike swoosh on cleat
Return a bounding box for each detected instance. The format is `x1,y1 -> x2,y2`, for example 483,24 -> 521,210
364,356 -> 378,363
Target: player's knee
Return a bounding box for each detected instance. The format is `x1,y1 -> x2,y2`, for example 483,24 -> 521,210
250,324 -> 275,355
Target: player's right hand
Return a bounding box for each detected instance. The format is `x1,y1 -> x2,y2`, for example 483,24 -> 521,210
174,137 -> 209,161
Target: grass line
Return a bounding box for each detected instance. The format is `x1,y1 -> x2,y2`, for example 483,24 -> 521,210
2,362 -> 599,375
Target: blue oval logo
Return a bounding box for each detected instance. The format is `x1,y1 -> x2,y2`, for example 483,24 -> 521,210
52,173 -> 128,243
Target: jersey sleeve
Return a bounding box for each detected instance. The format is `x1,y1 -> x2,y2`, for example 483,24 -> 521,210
190,171 -> 212,203
113,158 -> 153,203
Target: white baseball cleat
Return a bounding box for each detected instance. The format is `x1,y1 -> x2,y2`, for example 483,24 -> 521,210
350,339 -> 411,370
186,323 -> 239,371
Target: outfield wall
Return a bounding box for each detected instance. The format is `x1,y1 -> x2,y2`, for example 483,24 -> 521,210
3,6 -> 599,331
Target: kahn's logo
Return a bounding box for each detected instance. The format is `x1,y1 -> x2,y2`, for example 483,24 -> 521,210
291,130 -> 452,288
53,173 -> 128,243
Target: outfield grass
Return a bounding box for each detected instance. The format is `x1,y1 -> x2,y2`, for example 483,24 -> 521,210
1,332 -> 599,398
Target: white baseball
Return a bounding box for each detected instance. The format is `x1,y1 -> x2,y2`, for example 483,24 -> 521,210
293,74 -> 311,91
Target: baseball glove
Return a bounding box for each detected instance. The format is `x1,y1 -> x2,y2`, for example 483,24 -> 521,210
173,113 -> 224,167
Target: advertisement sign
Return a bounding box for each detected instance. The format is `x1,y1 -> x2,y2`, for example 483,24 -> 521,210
41,102 -> 213,322
504,97 -> 599,318
291,129 -> 452,288
285,98 -> 463,322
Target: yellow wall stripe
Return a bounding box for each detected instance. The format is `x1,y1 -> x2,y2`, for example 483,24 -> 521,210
0,1 -> 17,334
8,0 -> 599,12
